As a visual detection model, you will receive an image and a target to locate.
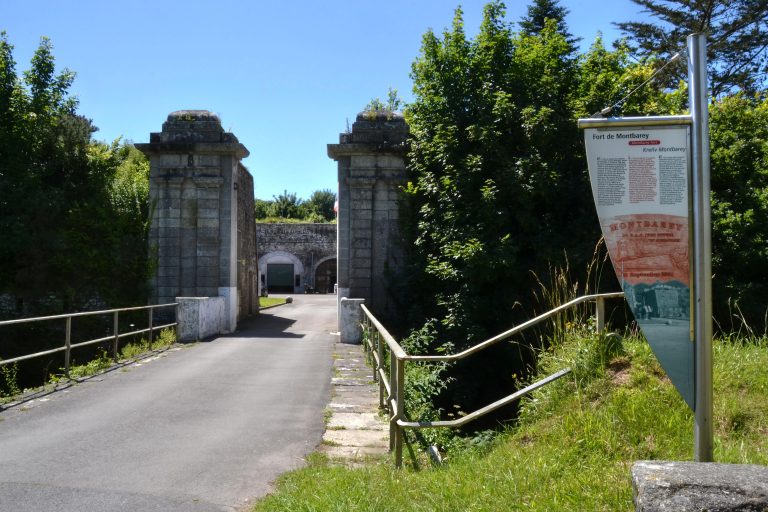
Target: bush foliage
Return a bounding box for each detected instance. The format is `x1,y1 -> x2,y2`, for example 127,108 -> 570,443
0,33 -> 152,316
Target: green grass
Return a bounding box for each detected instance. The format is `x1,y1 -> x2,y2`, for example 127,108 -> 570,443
259,297 -> 288,308
50,328 -> 177,383
252,332 -> 768,511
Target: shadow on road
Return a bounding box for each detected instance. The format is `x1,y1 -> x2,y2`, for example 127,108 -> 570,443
233,310 -> 305,339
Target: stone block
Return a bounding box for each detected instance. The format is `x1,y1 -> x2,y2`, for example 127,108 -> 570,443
195,256 -> 218,268
351,218 -> 371,230
196,266 -> 219,278
197,227 -> 219,241
340,298 -> 365,344
159,217 -> 181,229
156,286 -> 179,299
350,155 -> 377,168
632,461 -> 768,512
351,228 -> 371,239
180,273 -> 196,288
351,268 -> 372,279
160,154 -> 184,167
196,275 -> 218,289
196,208 -> 219,219
157,266 -> 179,278
181,186 -> 197,200
156,275 -> 179,288
196,218 -> 219,229
351,188 -> 372,201
352,238 -> 372,249
176,296 -> 225,342
196,187 -> 220,200
197,199 -> 219,210
353,209 -> 373,220
352,248 -> 371,260
197,155 -> 220,167
181,215 -> 197,229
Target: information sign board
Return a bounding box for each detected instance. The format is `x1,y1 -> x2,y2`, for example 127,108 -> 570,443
584,125 -> 694,409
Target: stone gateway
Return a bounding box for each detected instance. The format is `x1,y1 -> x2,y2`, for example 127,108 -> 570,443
137,110 -> 258,332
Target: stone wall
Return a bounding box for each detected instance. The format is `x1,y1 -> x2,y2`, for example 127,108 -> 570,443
256,223 -> 336,294
237,163 -> 258,317
137,110 -> 257,331
327,111 -> 408,324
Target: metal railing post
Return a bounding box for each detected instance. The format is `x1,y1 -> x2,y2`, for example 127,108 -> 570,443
148,307 -> 154,349
394,357 -> 405,468
596,296 -> 605,333
377,331 -> 385,409
113,311 -> 119,362
389,350 -> 397,452
64,316 -> 72,377
370,320 -> 377,384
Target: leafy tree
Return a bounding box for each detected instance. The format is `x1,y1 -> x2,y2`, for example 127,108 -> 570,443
573,35 -> 687,118
255,189 -> 336,223
254,198 -> 274,219
615,0 -> 768,97
709,95 -> 768,329
0,34 -> 151,315
519,0 -> 579,50
103,143 -> 152,305
305,189 -> 336,222
403,2 -> 606,424
271,190 -> 303,219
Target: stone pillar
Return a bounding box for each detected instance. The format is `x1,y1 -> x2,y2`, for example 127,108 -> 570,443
339,298 -> 365,344
328,112 -> 408,325
136,110 -> 253,333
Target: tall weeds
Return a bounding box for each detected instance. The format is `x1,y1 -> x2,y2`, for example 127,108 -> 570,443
530,238 -> 612,347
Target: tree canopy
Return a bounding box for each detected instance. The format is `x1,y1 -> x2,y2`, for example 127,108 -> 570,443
254,189 -> 337,223
0,33 -> 151,315
615,0 -> 768,97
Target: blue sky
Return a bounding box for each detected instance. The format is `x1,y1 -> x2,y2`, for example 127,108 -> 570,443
1,0 -> 649,200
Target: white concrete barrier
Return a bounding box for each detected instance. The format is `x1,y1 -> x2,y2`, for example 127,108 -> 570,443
176,297 -> 226,342
340,297 -> 365,344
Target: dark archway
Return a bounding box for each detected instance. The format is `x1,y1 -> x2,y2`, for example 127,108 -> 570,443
314,259 -> 337,294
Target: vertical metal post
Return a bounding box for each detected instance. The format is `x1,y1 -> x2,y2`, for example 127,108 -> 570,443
377,331 -> 385,409
389,350 -> 397,452
688,32 -> 713,462
596,297 -> 605,333
366,324 -> 379,382
148,307 -> 154,349
64,316 -> 72,377
394,357 -> 405,469
113,311 -> 120,362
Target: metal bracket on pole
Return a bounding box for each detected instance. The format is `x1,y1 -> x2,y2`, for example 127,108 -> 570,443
688,32 -> 714,462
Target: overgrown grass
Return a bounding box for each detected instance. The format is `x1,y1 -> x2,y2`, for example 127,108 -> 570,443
259,297 -> 288,308
252,331 -> 768,511
47,328 -> 177,385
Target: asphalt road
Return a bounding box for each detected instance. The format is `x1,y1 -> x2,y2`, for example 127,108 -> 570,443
0,294 -> 337,512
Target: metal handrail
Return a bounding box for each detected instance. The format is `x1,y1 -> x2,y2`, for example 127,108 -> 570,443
0,304 -> 178,376
360,292 -> 625,468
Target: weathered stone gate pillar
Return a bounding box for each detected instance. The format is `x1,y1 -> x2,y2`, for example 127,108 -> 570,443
328,111 -> 408,325
137,110 -> 257,333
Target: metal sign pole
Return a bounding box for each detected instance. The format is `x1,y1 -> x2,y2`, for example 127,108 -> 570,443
688,32 -> 713,462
